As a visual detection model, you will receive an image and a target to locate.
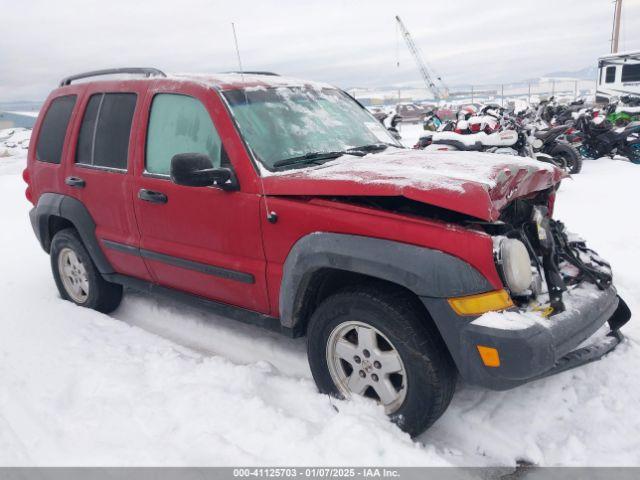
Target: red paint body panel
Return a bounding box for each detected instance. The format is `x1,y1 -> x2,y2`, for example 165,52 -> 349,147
260,196 -> 501,317
132,177 -> 269,312
63,83 -> 151,281
27,82 -> 151,281
27,73 -> 566,321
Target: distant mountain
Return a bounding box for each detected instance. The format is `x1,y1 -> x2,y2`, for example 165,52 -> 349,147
0,100 -> 42,112
541,65 -> 598,81
349,65 -> 599,93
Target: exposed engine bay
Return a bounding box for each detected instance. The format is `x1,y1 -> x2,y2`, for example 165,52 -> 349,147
484,190 -> 613,315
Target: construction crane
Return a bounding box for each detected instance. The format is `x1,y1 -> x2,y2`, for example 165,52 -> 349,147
395,15 -> 448,101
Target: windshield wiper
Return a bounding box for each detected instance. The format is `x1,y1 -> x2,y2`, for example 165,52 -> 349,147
273,150 -> 365,169
347,143 -> 392,153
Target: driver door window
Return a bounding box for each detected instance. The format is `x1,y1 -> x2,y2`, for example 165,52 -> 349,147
146,94 -> 223,175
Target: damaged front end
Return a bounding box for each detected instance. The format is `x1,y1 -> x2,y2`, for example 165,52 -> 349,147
443,189 -> 633,390
490,190 -> 618,316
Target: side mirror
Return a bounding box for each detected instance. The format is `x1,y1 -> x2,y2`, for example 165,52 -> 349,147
170,153 -> 239,191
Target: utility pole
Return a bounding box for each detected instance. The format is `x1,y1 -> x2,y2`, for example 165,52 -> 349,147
611,0 -> 623,54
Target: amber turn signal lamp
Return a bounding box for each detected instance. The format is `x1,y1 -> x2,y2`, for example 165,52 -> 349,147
447,289 -> 514,316
477,346 -> 500,367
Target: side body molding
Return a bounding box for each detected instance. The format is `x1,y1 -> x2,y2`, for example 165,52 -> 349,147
279,232 -> 493,329
29,193 -> 114,273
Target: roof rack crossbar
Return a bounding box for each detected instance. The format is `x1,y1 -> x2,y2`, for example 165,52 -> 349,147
224,71 -> 280,76
59,68 -> 167,86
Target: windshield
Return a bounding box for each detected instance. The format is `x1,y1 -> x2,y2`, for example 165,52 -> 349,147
223,87 -> 402,171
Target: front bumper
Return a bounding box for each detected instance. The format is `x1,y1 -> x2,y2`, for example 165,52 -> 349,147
422,284 -> 631,390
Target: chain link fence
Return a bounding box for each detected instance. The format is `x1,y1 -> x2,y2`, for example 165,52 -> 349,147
353,79 -> 596,107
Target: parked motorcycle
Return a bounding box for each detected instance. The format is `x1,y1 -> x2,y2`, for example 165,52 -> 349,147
415,123 -> 581,173
538,97 -> 587,126
571,114 -> 640,163
606,96 -> 640,127
422,111 -> 444,131
528,124 -> 582,174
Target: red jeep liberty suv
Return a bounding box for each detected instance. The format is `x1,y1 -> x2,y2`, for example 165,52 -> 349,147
24,68 -> 630,436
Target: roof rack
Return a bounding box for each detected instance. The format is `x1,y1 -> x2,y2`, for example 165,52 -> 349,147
59,67 -> 167,86
225,71 -> 280,76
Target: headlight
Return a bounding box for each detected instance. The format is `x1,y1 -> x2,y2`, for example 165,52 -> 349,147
495,238 -> 533,295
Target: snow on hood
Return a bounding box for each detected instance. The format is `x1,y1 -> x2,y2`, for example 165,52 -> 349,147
261,149 -> 565,221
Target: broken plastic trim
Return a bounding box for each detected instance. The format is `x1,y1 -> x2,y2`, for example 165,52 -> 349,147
532,296 -> 630,381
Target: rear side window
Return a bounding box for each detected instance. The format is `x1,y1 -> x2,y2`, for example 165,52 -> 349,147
36,95 -> 77,164
76,93 -> 137,170
605,66 -> 617,83
145,94 -> 223,175
622,64 -> 640,83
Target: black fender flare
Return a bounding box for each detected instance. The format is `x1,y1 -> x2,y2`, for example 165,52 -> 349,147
29,193 -> 114,273
279,233 -> 493,329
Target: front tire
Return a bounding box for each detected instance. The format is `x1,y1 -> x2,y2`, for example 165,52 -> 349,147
307,285 -> 456,436
50,228 -> 123,313
551,142 -> 582,174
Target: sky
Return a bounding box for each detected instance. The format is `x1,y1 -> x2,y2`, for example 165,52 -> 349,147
1,0 -> 639,102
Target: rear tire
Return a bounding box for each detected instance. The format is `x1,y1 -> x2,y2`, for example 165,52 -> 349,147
306,285 -> 456,437
627,142 -> 640,164
551,142 -> 582,174
50,228 -> 123,313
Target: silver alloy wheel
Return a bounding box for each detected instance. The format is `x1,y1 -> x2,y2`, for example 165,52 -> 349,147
326,321 -> 407,413
58,247 -> 90,303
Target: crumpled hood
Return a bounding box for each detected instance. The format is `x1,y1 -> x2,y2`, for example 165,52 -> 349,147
261,149 -> 565,221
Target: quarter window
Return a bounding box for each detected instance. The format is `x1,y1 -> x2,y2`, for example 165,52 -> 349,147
36,95 -> 77,164
76,93 -> 137,170
145,94 -> 223,175
605,66 -> 617,83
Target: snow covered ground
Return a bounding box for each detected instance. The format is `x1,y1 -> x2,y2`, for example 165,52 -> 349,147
1,127 -> 639,467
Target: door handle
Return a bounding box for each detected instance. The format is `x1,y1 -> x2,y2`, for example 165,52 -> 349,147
138,189 -> 168,204
65,176 -> 85,188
